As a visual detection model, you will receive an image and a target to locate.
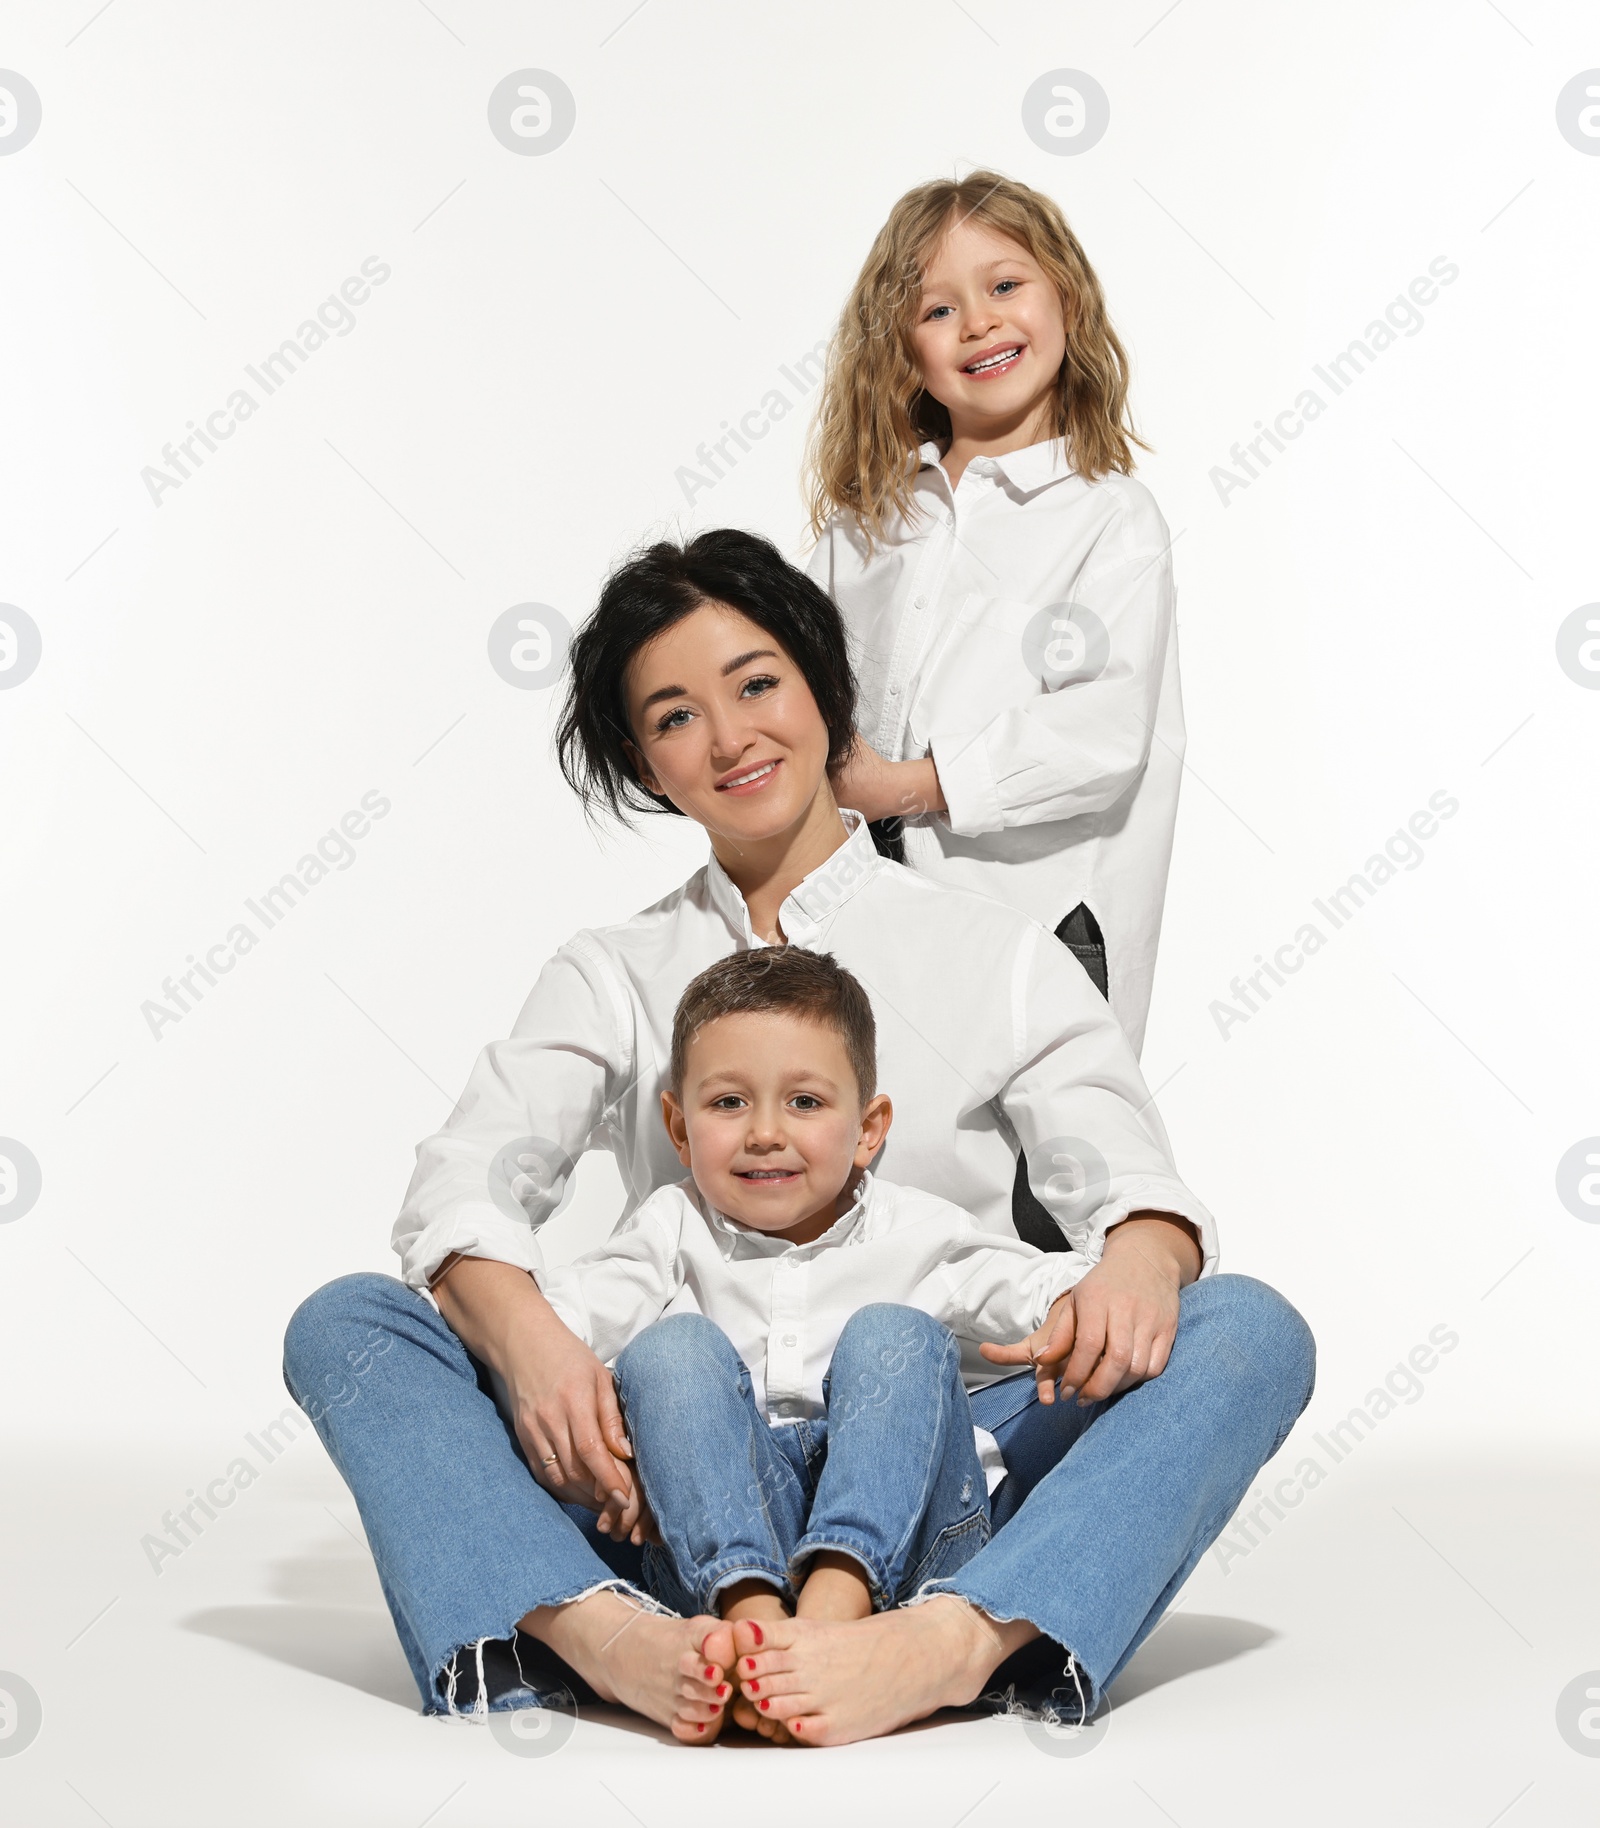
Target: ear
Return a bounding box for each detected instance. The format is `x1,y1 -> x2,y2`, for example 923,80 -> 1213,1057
624,738 -> 663,799
853,1092 -> 893,1166
660,1089 -> 692,1168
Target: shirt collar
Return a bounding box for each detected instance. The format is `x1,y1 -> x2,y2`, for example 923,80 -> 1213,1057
916,436 -> 1077,498
703,808 -> 882,948
694,1170 -> 876,1259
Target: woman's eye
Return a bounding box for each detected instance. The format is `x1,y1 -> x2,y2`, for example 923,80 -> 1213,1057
739,674 -> 779,698
655,706 -> 694,732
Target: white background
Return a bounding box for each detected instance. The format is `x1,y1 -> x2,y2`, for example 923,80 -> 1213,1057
2,2 -> 1597,1822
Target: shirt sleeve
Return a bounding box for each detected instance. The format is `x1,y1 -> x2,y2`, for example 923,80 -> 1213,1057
390,940 -> 630,1289
1001,924 -> 1219,1271
534,1191 -> 685,1365
929,499 -> 1175,839
914,1218 -> 1087,1341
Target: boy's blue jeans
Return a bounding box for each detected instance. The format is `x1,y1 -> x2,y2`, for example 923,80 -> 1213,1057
283,1272 -> 1314,1722
613,1306 -> 990,1617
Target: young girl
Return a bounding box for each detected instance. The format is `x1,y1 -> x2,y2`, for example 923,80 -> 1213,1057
806,171 -> 1184,1094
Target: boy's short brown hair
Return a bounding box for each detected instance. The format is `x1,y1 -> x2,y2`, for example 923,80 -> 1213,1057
669,947 -> 877,1104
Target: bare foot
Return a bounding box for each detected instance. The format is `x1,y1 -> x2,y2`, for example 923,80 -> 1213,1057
521,1592 -> 732,1742
795,1552 -> 873,1624
730,1597 -> 1021,1746
717,1584 -> 792,1741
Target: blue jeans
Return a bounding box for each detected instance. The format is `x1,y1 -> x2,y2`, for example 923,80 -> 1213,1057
614,1307 -> 989,1616
282,1272 -> 1313,1720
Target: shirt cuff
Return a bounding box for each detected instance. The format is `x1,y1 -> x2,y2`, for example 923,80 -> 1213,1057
395,1200 -> 549,1291
928,729 -> 1003,837
1081,1183 -> 1219,1276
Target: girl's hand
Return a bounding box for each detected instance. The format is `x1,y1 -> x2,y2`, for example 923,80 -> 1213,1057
830,737 -> 946,824
980,1214 -> 1200,1405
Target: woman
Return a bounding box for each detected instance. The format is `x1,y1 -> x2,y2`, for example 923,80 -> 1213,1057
283,529 -> 1312,1743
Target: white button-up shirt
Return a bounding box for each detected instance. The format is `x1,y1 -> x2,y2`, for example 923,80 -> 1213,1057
807,440 -> 1185,1056
534,1172 -> 1083,1420
392,811 -> 1215,1290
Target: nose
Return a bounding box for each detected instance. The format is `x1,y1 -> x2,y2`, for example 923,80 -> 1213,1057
704,699 -> 754,768
743,1101 -> 787,1151
960,294 -> 1002,340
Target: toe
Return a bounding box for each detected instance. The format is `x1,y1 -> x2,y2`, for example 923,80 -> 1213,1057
698,1619 -> 737,1673
730,1616 -> 777,1659
728,1695 -> 763,1733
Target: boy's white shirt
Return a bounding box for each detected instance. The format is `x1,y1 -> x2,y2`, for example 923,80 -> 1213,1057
536,1170 -> 1083,1414
807,439 -> 1185,1057
536,1171 -> 1086,1492
391,811 -> 1218,1292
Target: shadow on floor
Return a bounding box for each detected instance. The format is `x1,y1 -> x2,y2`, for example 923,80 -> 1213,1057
1106,1611 -> 1278,1707
182,1526 -> 417,1710
184,1602 -> 419,1709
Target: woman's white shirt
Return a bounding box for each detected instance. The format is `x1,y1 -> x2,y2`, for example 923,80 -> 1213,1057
391,810 -> 1215,1291
807,439 -> 1184,1057
535,1171 -> 1082,1420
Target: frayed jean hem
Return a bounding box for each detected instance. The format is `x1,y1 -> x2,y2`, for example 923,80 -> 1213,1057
425,1576 -> 676,1719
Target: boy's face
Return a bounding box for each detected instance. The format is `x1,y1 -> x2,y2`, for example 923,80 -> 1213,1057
661,1010 -> 892,1245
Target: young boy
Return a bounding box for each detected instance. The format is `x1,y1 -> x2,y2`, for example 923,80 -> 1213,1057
534,946 -> 1087,1743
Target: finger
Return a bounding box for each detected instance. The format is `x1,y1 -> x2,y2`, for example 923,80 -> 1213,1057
1033,1297 -> 1078,1371
523,1423 -> 566,1492
568,1414 -> 628,1502
1077,1308 -> 1135,1403
978,1339 -> 1034,1364
1146,1326 -> 1175,1380
597,1371 -> 633,1460
1058,1297 -> 1106,1399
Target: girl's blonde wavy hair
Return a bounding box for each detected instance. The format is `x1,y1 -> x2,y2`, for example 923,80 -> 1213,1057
805,170 -> 1146,544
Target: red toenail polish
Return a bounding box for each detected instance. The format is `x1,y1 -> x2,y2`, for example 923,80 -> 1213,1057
697,1723 -> 706,1734
745,1658 -> 756,1672
760,1699 -> 770,1711
751,1623 -> 765,1645
793,1721 -> 804,1733
704,1665 -> 715,1678
749,1680 -> 760,1693
718,1684 -> 729,1697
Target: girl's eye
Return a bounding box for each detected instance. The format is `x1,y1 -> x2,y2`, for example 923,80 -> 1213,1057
925,303 -> 954,321
654,705 -> 694,733
739,674 -> 779,698
994,279 -> 1019,296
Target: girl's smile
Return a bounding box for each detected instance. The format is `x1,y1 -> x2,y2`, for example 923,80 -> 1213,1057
961,341 -> 1028,379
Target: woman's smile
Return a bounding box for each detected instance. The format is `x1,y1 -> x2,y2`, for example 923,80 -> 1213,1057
715,759 -> 782,795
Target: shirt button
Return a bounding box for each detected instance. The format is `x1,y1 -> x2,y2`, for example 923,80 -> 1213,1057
782,1333 -> 797,1348
913,595 -> 928,609
888,685 -> 900,697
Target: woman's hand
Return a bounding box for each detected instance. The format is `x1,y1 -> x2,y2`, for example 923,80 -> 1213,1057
980,1213 -> 1201,1405
433,1256 -> 644,1525
830,737 -> 946,824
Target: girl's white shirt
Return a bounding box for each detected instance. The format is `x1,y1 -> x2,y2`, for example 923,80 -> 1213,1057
392,811 -> 1215,1293
807,439 -> 1185,1057
535,1170 -> 1082,1420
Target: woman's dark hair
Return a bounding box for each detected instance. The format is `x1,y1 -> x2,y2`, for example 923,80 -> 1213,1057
556,528 -> 857,822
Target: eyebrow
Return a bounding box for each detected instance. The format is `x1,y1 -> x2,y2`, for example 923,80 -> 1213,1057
637,648 -> 780,713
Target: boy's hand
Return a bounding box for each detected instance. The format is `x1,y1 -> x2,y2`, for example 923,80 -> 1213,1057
595,1467 -> 661,1547
980,1213 -> 1200,1405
